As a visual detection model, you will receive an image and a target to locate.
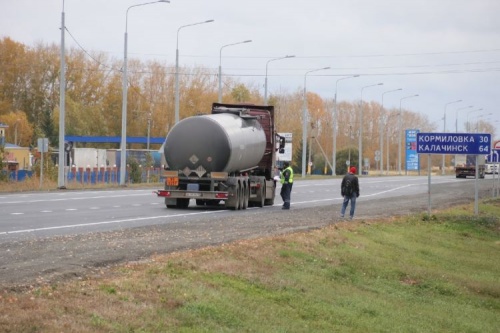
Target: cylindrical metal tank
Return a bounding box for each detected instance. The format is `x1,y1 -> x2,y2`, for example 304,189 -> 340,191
164,113 -> 266,174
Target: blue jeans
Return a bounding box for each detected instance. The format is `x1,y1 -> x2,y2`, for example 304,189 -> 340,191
280,183 -> 292,209
341,193 -> 357,218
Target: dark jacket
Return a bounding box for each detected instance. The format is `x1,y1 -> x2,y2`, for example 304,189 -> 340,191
341,172 -> 360,197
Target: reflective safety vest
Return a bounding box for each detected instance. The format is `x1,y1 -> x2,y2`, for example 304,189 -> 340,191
280,166 -> 294,184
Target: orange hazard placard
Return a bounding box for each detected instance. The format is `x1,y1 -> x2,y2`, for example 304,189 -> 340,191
166,177 -> 179,186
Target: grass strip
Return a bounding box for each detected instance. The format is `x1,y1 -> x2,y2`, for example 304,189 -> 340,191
1,199 -> 499,332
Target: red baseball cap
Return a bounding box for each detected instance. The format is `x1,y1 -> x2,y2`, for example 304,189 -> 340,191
349,166 -> 357,174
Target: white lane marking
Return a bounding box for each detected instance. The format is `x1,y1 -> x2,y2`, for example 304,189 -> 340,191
292,177 -> 462,187
41,210 -> 52,213
285,183 -> 424,207
361,184 -> 415,197
0,191 -> 152,205
89,207 -> 100,210
66,208 -> 77,211
11,212 -> 24,215
0,209 -> 228,235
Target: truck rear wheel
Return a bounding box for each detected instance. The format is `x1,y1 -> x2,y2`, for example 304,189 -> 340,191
238,184 -> 245,210
264,185 -> 275,206
165,198 -> 176,209
242,184 -> 248,210
177,198 -> 190,208
256,186 -> 265,207
229,183 -> 240,210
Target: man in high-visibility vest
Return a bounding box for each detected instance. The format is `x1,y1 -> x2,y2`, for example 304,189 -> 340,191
280,161 -> 294,210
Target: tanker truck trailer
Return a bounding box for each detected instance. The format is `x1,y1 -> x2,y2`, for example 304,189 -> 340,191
155,103 -> 285,209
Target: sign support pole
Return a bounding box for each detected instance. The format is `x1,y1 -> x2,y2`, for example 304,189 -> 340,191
474,155 -> 479,215
494,151 -> 499,197
427,154 -> 431,216
40,151 -> 44,189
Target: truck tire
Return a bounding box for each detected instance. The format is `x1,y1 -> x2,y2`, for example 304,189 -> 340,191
177,198 -> 190,209
239,183 -> 245,210
265,196 -> 275,206
229,183 -> 240,210
264,182 -> 275,206
165,198 -> 176,209
256,186 -> 265,208
242,184 -> 248,210
196,199 -> 205,206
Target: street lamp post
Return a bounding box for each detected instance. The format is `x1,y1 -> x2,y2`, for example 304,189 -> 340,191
359,83 -> 383,176
454,105 -> 473,132
120,0 -> 169,186
301,67 -> 330,178
218,40 -> 252,103
175,19 -> 214,124
398,94 -> 419,175
264,55 -> 294,105
332,75 -> 359,176
58,0 -> 66,189
348,125 -> 353,165
466,108 -> 483,132
385,111 -> 399,174
380,88 -> 402,175
441,99 -> 462,175
146,112 -> 152,150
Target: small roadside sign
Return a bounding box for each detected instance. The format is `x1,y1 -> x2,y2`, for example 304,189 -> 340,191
416,133 -> 491,155
37,138 -> 49,153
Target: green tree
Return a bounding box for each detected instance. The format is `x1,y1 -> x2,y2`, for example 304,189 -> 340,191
336,147 -> 359,175
231,84 -> 250,102
127,157 -> 142,184
32,151 -> 57,181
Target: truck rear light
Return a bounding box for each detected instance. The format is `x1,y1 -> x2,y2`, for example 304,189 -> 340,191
154,190 -> 171,197
215,193 -> 228,199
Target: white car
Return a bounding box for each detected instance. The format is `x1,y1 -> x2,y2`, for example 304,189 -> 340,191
485,163 -> 498,174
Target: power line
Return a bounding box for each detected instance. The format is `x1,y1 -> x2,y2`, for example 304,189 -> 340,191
180,48 -> 500,59
65,26 -> 121,73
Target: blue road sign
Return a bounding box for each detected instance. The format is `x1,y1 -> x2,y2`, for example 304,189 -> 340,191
416,132 -> 491,155
487,149 -> 500,163
406,129 -> 419,171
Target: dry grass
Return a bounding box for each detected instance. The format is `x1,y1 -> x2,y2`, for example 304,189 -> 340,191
1,203 -> 499,332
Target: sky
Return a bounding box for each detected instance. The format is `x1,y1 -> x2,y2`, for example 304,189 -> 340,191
1,0 -> 499,138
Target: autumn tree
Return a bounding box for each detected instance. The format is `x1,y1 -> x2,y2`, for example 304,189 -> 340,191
0,111 -> 33,146
0,36 -> 436,169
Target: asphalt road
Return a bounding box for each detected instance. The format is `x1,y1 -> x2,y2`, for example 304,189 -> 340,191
0,175 -> 475,239
0,175 -> 497,288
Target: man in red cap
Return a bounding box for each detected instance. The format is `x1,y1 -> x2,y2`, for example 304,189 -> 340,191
340,166 -> 360,219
